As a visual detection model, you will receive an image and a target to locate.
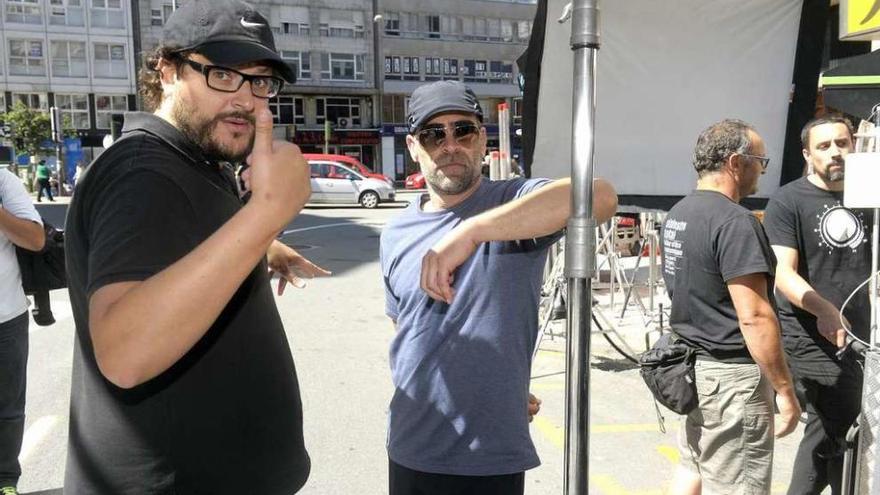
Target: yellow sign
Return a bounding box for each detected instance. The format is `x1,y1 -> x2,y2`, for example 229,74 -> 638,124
843,0 -> 880,40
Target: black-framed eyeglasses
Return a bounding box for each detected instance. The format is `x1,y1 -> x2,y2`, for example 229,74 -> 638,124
182,59 -> 283,99
739,153 -> 770,171
416,121 -> 481,151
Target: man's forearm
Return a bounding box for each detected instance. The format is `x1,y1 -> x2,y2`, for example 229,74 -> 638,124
90,202 -> 287,388
464,178 -> 617,244
776,265 -> 839,318
0,208 -> 44,251
741,315 -> 795,395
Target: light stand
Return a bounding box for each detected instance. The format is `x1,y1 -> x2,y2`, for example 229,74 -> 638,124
842,113 -> 880,494
564,1 -> 599,493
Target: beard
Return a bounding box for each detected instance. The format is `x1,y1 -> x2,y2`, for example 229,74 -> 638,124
822,165 -> 845,182
425,151 -> 482,195
172,98 -> 255,163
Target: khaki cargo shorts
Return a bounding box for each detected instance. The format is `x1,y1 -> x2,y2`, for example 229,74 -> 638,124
678,359 -> 774,494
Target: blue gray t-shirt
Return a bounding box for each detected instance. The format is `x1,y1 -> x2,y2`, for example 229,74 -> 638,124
380,177 -> 559,476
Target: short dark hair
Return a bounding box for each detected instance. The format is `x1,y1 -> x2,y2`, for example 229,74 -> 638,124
800,114 -> 854,150
137,46 -> 191,112
692,119 -> 756,177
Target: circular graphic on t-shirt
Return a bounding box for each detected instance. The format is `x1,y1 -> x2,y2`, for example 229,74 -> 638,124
815,205 -> 865,251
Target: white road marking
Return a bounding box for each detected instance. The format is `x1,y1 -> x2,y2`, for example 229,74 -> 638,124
20,415 -> 60,462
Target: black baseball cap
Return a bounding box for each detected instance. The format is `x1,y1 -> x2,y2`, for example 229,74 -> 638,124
162,0 -> 296,83
407,81 -> 483,134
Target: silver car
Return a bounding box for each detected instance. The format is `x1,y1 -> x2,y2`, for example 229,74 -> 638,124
308,160 -> 395,208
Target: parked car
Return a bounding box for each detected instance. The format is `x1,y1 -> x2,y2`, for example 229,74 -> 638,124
404,171 -> 426,189
307,160 -> 395,208
303,153 -> 393,185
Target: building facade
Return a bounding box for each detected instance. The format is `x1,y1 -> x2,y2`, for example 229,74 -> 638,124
135,0 -> 382,169
377,0 -> 536,180
0,0 -> 138,164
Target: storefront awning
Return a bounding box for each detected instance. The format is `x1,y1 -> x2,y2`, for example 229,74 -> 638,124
821,50 -> 880,119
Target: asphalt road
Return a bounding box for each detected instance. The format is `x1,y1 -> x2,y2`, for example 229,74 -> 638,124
19,193 -> 808,494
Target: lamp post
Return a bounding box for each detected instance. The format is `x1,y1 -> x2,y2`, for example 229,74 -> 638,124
372,0 -> 384,173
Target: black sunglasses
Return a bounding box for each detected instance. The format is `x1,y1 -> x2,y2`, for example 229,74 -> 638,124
182,59 -> 284,99
416,121 -> 481,150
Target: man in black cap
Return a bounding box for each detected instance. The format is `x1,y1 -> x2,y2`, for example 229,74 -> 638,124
380,80 -> 617,494
63,1 -> 326,492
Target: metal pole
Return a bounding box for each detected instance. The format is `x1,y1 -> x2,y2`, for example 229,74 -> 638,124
564,1 -> 600,494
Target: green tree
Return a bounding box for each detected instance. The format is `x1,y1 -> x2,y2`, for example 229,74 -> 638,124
1,102 -> 52,158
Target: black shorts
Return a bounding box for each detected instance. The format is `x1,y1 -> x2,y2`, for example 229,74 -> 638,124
388,459 -> 524,495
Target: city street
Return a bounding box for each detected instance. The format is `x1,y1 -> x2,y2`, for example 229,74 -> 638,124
18,192 -> 807,495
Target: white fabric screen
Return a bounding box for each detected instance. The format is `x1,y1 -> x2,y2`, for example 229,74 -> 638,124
531,0 -> 802,200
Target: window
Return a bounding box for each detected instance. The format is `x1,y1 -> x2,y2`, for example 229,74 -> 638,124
384,55 -> 401,80
320,53 -> 364,81
316,97 -> 361,126
11,92 -> 46,110
384,12 -> 399,35
6,0 -> 41,24
517,20 -> 531,41
382,94 -> 406,124
281,22 -> 309,36
441,15 -> 462,39
93,43 -> 127,78
150,5 -> 173,26
8,40 -> 45,76
280,50 -> 310,81
474,18 -> 487,40
51,40 -> 87,77
55,94 -> 90,129
425,57 -> 442,81
269,96 -> 305,125
443,58 -> 458,78
463,59 -> 488,83
49,0 -> 85,26
90,0 -> 124,28
95,94 -> 127,128
402,56 -> 419,80
502,20 -> 514,42
487,19 -> 502,41
425,15 -> 440,38
513,97 -> 522,125
319,10 -> 364,38
489,61 -> 514,83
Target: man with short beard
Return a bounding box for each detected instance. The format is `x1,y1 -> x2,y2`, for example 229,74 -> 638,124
379,80 -> 617,494
63,1 -> 326,493
763,115 -> 875,494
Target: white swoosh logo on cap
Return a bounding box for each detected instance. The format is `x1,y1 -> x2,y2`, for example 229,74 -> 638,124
240,18 -> 265,28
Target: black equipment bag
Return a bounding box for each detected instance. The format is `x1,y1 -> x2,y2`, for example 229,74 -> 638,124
16,221 -> 66,293
639,332 -> 698,415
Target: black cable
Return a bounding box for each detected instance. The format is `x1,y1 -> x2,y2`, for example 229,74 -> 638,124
592,312 -> 640,364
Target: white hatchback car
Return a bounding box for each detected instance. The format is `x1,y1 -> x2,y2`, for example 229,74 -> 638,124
308,160 -> 395,208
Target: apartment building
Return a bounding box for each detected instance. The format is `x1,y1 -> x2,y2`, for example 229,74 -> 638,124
0,0 -> 137,163
135,0 -> 383,168
377,0 -> 537,180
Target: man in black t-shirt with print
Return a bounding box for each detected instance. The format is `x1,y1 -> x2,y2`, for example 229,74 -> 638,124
63,1 -> 329,493
663,119 -> 800,495
763,115 -> 873,495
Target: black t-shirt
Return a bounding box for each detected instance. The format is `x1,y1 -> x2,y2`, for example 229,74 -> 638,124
63,113 -> 310,494
662,190 -> 776,362
763,176 -> 874,345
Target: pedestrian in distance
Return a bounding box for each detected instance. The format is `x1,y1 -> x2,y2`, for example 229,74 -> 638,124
380,79 -> 618,495
0,167 -> 45,495
63,1 -> 328,493
34,160 -> 54,202
763,114 -> 874,495
662,119 -> 800,495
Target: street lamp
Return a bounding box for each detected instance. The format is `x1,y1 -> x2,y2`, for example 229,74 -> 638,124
373,1 -> 384,174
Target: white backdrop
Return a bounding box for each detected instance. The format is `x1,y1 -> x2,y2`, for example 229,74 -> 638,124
531,0 -> 803,200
